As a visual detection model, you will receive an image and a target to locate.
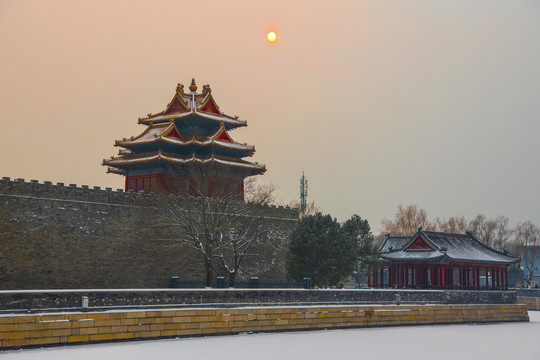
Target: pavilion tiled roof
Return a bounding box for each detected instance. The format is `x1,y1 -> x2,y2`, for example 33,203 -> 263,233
378,229 -> 519,265
137,81 -> 246,129
103,79 -> 265,177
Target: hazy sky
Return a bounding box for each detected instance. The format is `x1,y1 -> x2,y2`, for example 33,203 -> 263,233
1,1 -> 539,231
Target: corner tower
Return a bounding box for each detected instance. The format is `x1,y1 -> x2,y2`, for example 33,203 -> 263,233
103,79 -> 266,200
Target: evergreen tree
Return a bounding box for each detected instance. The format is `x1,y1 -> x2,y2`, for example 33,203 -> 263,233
342,214 -> 379,283
286,213 -> 356,287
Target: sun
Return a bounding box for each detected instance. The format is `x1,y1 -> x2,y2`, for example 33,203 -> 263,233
267,31 -> 277,43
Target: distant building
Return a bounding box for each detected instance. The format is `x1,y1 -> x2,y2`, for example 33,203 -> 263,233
519,245 -> 540,288
103,79 -> 265,200
373,228 -> 520,290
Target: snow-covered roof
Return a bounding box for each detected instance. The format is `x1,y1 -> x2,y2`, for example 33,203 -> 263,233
137,81 -> 246,129
103,151 -> 266,172
114,121 -> 254,153
379,230 -> 519,265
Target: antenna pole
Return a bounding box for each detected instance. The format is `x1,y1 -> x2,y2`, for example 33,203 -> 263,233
300,171 -> 308,215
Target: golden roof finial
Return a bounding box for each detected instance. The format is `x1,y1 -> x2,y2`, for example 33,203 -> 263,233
189,78 -> 197,93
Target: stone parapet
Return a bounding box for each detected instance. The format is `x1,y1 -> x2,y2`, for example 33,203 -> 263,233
0,177 -> 297,218
0,289 -> 518,312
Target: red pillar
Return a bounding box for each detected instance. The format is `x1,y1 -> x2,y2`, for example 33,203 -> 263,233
414,264 -> 419,288
439,264 -> 444,289
485,267 -> 489,289
505,267 -> 509,290
472,267 -> 477,289
373,269 -> 378,288
459,266 -> 463,289
404,266 -> 408,286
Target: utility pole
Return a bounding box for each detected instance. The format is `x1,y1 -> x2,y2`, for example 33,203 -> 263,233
300,171 -> 308,215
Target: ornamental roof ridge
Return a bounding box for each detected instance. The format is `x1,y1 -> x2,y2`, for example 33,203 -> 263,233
197,91 -> 221,115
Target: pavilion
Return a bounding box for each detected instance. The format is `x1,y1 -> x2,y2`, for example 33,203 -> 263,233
371,228 -> 520,290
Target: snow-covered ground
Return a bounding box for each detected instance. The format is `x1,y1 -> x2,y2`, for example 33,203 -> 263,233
3,311 -> 540,360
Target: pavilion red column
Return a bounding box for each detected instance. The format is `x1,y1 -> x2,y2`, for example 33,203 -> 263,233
414,264 -> 419,288
367,270 -> 371,287
373,269 -> 377,288
404,266 -> 408,286
505,267 -> 509,290
485,266 -> 489,289
439,264 -> 444,289
472,267 -> 477,289
459,266 -> 463,289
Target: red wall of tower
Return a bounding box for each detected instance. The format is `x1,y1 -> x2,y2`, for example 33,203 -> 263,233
125,174 -> 244,200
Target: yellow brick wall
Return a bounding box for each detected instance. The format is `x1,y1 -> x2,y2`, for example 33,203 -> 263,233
0,304 -> 529,349
517,297 -> 540,310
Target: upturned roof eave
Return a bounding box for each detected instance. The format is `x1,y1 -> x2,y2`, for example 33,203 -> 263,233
114,137 -> 255,153
138,111 -> 246,128
103,152 -> 266,172
380,252 -> 519,265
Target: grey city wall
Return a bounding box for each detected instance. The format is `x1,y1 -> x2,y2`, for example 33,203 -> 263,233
0,177 -> 297,290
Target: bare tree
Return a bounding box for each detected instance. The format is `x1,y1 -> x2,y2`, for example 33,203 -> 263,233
213,203 -> 274,287
244,177 -> 277,206
467,215 -> 513,251
512,221 -> 540,287
288,199 -> 319,218
380,205 -> 433,236
159,167 -> 280,287
433,216 -> 468,233
161,193 -> 229,287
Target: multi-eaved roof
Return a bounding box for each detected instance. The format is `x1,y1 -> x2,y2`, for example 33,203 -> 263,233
378,229 -> 519,265
103,79 -> 266,176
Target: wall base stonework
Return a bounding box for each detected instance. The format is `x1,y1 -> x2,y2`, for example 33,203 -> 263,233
0,303 -> 529,349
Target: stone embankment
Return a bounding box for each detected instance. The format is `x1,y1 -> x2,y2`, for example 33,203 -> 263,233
0,303 -> 529,349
